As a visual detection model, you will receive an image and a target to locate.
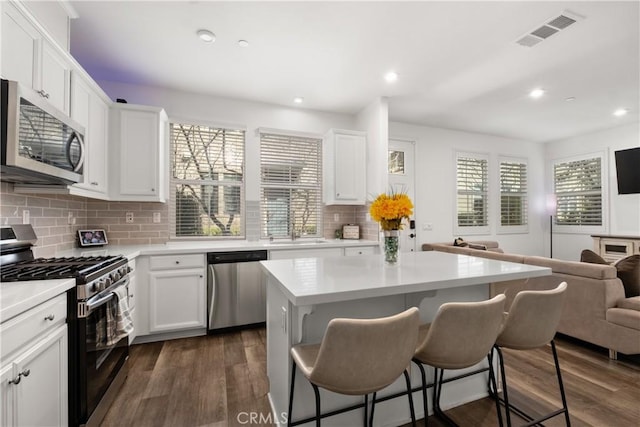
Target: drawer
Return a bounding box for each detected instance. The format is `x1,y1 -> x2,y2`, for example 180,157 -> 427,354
149,254 -> 205,270
1,294 -> 67,361
344,246 -> 376,256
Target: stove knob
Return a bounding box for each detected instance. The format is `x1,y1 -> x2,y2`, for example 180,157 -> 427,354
111,271 -> 121,282
104,277 -> 113,288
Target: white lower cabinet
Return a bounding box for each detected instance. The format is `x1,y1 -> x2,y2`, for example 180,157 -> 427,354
149,269 -> 206,332
135,254 -> 206,338
344,246 -> 377,256
0,294 -> 68,427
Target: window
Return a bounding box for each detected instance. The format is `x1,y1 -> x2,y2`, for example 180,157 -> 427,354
554,154 -> 603,227
456,152 -> 489,233
499,158 -> 528,231
260,132 -> 322,238
169,122 -> 245,237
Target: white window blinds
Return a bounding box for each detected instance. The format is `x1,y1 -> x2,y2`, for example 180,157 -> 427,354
169,123 -> 245,237
260,132 -> 322,238
500,159 -> 528,227
456,153 -> 488,228
554,156 -> 602,226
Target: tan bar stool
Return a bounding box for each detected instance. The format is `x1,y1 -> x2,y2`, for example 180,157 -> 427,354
490,282 -> 570,427
412,294 -> 506,426
287,307 -> 420,427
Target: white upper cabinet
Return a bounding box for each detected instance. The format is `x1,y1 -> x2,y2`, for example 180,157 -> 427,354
69,72 -> 109,198
109,104 -> 168,202
1,2 -> 71,114
323,129 -> 367,205
1,2 -> 40,88
40,40 -> 71,114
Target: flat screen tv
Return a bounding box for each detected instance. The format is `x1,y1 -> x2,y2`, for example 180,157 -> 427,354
614,147 -> 640,194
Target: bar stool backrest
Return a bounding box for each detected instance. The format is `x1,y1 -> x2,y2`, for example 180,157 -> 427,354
496,282 -> 567,350
308,307 -> 420,395
414,294 -> 506,369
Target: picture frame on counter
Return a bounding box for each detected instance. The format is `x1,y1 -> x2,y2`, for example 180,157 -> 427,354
78,229 -> 108,247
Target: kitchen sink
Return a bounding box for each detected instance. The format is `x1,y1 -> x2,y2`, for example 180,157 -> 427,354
268,239 -> 329,245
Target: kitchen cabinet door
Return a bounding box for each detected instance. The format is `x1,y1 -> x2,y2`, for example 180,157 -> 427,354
148,269 -> 206,333
1,3 -> 40,89
323,129 -> 367,205
8,325 -> 68,427
40,40 -> 70,114
110,104 -> 168,202
0,364 -> 15,426
69,73 -> 109,198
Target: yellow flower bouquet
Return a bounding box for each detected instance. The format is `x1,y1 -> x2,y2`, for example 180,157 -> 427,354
369,191 -> 414,231
370,189 -> 414,264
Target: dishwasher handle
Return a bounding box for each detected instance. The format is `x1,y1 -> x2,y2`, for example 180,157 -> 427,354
208,264 -> 216,329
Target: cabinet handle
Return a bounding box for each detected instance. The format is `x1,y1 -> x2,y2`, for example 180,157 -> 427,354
44,314 -> 55,321
8,369 -> 30,385
336,193 -> 340,197
37,90 -> 50,99
199,275 -> 203,278
151,188 -> 155,192
175,261 -> 180,264
91,182 -> 99,186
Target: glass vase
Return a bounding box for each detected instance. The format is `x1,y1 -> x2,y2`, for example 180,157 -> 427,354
384,230 -> 400,264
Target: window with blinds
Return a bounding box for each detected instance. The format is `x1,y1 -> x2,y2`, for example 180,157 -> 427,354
499,159 -> 528,228
554,156 -> 602,226
260,132 -> 322,238
456,153 -> 488,229
169,123 -> 245,237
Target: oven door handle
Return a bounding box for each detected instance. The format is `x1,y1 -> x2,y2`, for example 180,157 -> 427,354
82,277 -> 130,316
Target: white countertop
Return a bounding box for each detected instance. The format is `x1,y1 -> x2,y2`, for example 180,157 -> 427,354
260,251 -> 551,306
1,279 -> 75,322
56,239 -> 378,260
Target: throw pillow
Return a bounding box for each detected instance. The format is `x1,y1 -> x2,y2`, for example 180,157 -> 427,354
614,255 -> 640,298
454,237 -> 468,247
580,249 -> 609,265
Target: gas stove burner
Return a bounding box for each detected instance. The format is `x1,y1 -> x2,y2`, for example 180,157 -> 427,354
1,255 -> 128,282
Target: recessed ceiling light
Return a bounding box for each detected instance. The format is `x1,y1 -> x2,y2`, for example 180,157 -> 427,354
529,88 -> 545,98
384,71 -> 398,83
293,97 -> 304,104
613,108 -> 629,117
197,29 -> 215,43
565,97 -> 576,102
238,40 -> 249,47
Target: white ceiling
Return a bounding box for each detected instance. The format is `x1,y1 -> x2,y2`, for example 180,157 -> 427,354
69,1 -> 639,143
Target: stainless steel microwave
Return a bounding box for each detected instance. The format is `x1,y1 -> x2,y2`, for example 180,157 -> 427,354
1,79 -> 85,185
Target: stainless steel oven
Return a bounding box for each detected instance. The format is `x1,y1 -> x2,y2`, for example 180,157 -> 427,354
1,79 -> 85,185
73,275 -> 130,427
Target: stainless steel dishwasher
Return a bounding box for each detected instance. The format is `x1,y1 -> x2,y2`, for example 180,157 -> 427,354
207,250 -> 268,331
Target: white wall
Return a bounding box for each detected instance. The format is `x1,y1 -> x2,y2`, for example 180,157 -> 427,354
97,80 -> 356,200
544,122 -> 640,261
389,121 -> 547,256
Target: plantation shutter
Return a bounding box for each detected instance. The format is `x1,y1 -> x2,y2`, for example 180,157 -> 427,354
456,153 -> 488,227
500,160 -> 528,226
260,132 -> 322,238
169,123 -> 245,237
554,157 -> 602,226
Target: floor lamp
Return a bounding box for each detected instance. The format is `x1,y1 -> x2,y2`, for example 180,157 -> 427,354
546,195 -> 557,259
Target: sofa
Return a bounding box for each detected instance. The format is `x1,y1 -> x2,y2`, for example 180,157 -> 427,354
422,240 -> 640,359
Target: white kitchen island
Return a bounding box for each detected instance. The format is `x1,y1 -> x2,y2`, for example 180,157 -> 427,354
260,251 -> 551,426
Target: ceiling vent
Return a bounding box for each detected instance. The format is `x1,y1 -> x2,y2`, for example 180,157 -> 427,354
516,11 -> 582,47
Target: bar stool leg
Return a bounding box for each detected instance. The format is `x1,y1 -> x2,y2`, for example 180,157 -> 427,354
487,353 -> 504,427
369,392 -> 377,427
402,369 -> 417,427
551,340 -> 571,426
311,383 -> 321,427
364,393 -> 368,427
496,346 -> 512,427
287,362 -> 297,427
413,360 -> 429,426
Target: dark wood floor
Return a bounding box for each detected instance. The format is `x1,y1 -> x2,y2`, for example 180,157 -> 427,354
101,330 -> 639,427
